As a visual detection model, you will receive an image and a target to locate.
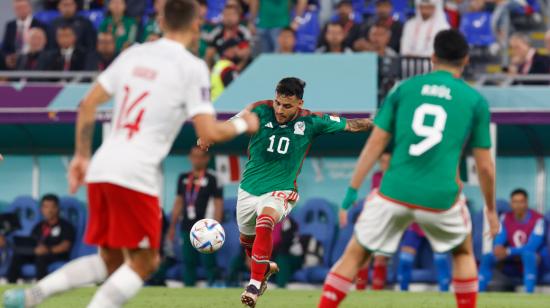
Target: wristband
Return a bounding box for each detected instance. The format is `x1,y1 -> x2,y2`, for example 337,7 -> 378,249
231,117 -> 248,134
341,187 -> 358,210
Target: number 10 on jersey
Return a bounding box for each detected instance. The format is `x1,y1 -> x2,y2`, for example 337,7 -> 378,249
267,135 -> 290,154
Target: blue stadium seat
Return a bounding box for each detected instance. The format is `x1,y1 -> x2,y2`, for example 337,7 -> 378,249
295,9 -> 321,53
496,199 -> 511,214
330,200 -> 363,265
79,10 -> 105,30
541,211 -> 550,284
459,12 -> 495,47
217,220 -> 241,276
206,0 -> 226,23
8,196 -> 40,237
410,240 -> 437,283
292,198 -> 337,283
472,210 -> 484,262
34,11 -> 60,24
223,198 -> 237,223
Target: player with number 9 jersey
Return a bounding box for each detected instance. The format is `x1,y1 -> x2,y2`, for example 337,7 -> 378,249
375,70 -> 491,211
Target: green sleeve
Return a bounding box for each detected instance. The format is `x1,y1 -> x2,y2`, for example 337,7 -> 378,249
99,19 -> 108,32
470,96 -> 492,149
373,85 -> 399,133
312,114 -> 347,136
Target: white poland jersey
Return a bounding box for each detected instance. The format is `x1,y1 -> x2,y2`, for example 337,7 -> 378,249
86,38 -> 215,196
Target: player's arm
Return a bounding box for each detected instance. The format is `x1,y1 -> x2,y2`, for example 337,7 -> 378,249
196,103 -> 257,150
168,195 -> 184,241
344,118 -> 373,132
473,148 -> 499,238
342,127 -> 392,210
68,83 -> 111,194
193,112 -> 257,144
50,240 -> 72,254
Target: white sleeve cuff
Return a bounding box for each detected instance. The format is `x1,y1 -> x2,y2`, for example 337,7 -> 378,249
188,103 -> 216,118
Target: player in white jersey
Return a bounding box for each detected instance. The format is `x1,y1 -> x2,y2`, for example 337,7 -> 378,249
3,1 -> 258,307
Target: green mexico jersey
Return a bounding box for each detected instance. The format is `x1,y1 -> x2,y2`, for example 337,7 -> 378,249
240,101 -> 347,196
375,71 -> 491,210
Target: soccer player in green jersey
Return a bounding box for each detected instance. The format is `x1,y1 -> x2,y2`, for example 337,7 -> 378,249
318,30 -> 500,308
200,77 -> 372,307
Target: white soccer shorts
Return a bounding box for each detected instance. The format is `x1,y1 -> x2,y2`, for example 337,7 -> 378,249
354,193 -> 471,255
236,188 -> 298,236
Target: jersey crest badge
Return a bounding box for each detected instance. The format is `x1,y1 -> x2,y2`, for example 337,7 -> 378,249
294,121 -> 305,135
265,122 -> 273,128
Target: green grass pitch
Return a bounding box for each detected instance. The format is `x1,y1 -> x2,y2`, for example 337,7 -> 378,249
1,286 -> 549,307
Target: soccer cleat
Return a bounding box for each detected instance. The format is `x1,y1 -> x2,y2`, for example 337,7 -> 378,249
259,261 -> 279,296
240,284 -> 260,308
3,288 -> 27,308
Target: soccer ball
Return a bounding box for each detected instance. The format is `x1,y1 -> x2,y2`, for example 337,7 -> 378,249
189,218 -> 225,254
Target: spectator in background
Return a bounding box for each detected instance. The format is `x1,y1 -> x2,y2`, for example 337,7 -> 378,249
354,22 -> 397,57
479,189 -> 546,293
400,0 -> 450,57
37,24 -> 87,71
141,0 -> 165,43
319,0 -> 362,50
2,0 -> 49,70
16,27 -> 48,70
508,33 -> 550,80
84,32 -> 116,71
205,4 -> 251,71
99,0 -> 138,53
361,0 -> 403,53
51,0 -> 97,51
110,0 -> 147,22
277,27 -> 297,54
7,194 -> 75,282
40,0 -> 84,10
211,39 -> 240,102
316,22 -> 353,53
167,147 -> 224,287
545,29 -> 550,55
248,0 -> 308,54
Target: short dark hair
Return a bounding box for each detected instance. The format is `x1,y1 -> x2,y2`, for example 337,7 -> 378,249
276,77 -> 306,99
511,188 -> 528,199
280,26 -> 296,37
224,3 -> 242,14
41,194 -> 60,207
163,0 -> 198,31
57,22 -> 76,34
433,29 -> 469,67
371,21 -> 390,32
327,21 -> 344,29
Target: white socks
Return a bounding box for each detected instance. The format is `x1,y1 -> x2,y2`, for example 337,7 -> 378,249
87,264 -> 143,308
27,255 -> 108,306
249,279 -> 262,289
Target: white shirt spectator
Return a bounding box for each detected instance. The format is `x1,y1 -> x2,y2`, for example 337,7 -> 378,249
86,38 -> 215,196
400,0 -> 450,57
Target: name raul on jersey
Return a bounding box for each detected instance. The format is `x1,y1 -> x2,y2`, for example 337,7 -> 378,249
421,84 -> 452,100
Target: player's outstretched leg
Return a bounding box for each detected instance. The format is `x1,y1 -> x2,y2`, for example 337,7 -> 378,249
318,236 -> 370,308
241,208 -> 280,307
434,253 -> 451,291
451,235 -> 478,308
3,248 -> 123,308
87,248 -> 159,308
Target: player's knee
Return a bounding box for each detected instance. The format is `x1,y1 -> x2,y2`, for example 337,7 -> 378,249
341,237 -> 369,267
258,206 -> 280,223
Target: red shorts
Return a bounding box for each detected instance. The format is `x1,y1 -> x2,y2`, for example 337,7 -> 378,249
85,182 -> 161,249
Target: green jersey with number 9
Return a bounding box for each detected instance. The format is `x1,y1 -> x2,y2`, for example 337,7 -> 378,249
375,70 -> 491,211
240,100 -> 347,196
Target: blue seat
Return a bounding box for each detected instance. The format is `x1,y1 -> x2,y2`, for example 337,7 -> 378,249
292,198 -> 338,283
79,10 -> 105,30
541,211 -> 550,284
410,240 -> 437,283
206,0 -> 226,23
496,199 -> 511,214
34,10 -> 60,24
295,9 -> 321,53
223,198 -> 237,223
8,196 -> 40,237
472,210 -> 484,262
460,12 -> 495,47
330,201 -> 364,265
217,220 -> 240,276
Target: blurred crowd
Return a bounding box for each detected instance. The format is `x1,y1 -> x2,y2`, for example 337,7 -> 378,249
1,0 -> 550,86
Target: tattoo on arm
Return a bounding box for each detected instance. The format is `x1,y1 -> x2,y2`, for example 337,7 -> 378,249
346,118 -> 373,132
76,121 -> 94,157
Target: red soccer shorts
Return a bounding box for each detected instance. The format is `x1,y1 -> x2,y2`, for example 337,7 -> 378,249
85,182 -> 161,249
